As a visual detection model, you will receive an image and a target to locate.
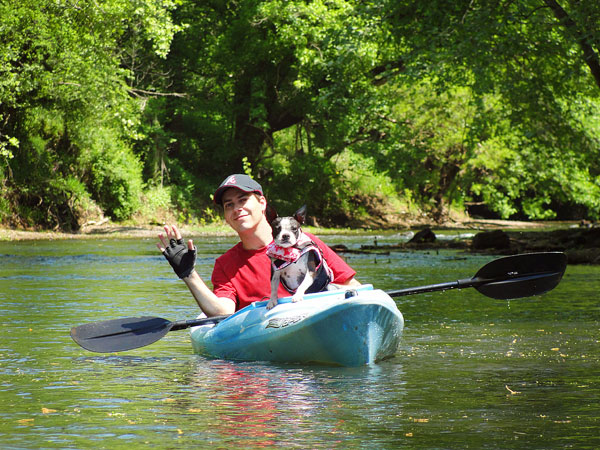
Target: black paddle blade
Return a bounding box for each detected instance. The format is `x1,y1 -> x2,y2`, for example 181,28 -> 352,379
70,316 -> 172,353
473,252 -> 567,300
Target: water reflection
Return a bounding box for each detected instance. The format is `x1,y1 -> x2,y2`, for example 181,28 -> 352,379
182,359 -> 407,448
194,362 -> 280,447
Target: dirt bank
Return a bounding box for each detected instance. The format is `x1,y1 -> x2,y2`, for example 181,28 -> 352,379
0,223 -> 235,241
2,219 -> 597,264
0,216 -> 557,241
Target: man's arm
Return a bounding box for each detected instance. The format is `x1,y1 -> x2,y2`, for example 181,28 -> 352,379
158,225 -> 235,317
182,270 -> 236,316
336,277 -> 362,287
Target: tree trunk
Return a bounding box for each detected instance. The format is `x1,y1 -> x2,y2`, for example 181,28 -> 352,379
544,0 -> 600,90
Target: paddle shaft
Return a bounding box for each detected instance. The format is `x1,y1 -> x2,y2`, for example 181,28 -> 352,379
386,274 -> 557,297
387,278 -> 479,297
169,315 -> 231,331
154,272 -> 548,328
105,277 -> 485,332
154,277 -> 493,328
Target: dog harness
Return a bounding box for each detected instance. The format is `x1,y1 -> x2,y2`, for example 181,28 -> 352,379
266,233 -> 334,294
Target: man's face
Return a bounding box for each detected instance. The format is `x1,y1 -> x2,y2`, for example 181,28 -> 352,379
221,188 -> 266,234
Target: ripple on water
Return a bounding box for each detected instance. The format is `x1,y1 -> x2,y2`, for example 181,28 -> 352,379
0,239 -> 598,449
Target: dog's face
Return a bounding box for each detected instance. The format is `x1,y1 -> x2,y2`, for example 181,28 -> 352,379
271,216 -> 302,248
268,205 -> 307,249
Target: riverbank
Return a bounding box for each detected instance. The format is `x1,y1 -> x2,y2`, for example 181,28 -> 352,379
0,217 -> 556,241
2,218 -> 597,264
0,223 -> 232,241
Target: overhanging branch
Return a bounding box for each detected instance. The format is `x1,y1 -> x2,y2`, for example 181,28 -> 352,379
544,0 -> 600,90
128,88 -> 187,98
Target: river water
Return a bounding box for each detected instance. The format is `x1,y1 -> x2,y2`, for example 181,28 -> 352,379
0,234 -> 599,449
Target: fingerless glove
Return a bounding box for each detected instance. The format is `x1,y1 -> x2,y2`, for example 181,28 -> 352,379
163,238 -> 196,278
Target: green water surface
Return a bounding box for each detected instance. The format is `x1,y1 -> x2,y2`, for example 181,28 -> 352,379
0,235 -> 599,449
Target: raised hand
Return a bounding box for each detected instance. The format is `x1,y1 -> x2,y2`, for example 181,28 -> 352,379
157,225 -> 197,279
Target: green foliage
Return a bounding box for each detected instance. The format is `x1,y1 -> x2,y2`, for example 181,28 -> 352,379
137,183 -> 175,224
381,0 -> 600,220
381,81 -> 477,220
263,125 -> 400,226
77,130 -> 143,221
0,0 -> 181,228
463,91 -> 600,220
2,0 -> 600,229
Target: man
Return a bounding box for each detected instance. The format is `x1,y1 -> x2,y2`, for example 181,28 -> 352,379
157,174 -> 360,316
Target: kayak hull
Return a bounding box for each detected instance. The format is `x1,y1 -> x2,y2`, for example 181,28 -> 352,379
190,285 -> 404,366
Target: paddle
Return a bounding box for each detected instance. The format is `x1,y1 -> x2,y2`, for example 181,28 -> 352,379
386,251 -> 567,300
70,315 -> 231,353
70,251 -> 566,353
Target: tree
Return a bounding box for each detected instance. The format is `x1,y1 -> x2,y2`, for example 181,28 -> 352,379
0,0 -> 182,229
140,0 -> 405,217
2,0 -> 599,229
148,0 -> 599,222
152,1 -> 395,168
379,0 -> 600,220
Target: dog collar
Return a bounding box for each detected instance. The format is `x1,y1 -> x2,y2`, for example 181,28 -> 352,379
266,233 -> 313,263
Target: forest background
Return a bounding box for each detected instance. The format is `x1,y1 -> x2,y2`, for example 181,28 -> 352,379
1,0 -> 599,232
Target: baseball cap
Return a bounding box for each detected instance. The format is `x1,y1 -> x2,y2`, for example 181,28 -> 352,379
213,174 -> 264,205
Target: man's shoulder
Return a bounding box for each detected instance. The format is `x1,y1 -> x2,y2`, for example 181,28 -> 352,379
303,231 -> 318,241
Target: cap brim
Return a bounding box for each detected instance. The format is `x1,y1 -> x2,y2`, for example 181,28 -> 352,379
214,186 -> 261,205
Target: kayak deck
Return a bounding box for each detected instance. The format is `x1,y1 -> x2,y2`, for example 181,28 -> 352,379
190,285 -> 404,366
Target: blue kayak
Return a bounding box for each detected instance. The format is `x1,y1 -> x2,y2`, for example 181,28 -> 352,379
190,285 -> 404,366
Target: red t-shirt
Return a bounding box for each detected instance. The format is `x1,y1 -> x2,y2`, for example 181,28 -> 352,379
211,232 -> 356,311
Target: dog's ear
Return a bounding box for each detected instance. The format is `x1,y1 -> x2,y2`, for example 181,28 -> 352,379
265,204 -> 278,224
293,205 -> 307,225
